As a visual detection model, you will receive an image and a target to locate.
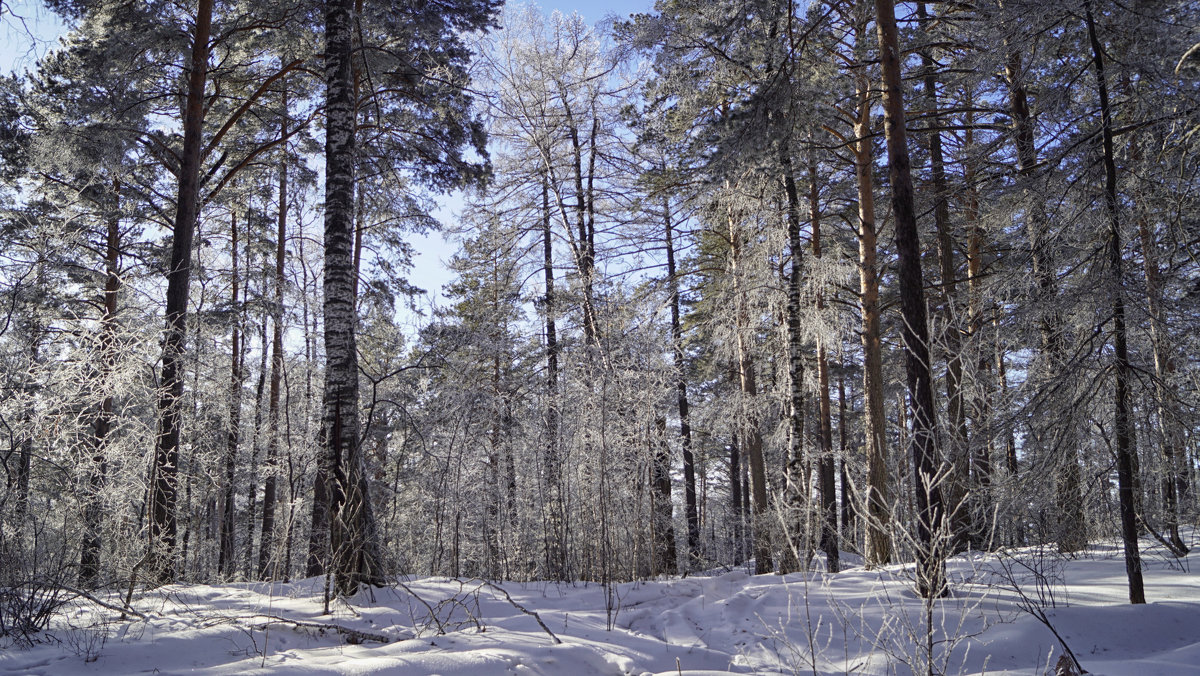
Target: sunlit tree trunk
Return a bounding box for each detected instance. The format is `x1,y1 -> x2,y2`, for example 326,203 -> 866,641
851,6 -> 890,567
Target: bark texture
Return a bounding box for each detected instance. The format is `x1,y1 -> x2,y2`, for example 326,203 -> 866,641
150,0 -> 213,582
322,0 -> 383,595
1084,0 -> 1144,604
875,0 -> 946,598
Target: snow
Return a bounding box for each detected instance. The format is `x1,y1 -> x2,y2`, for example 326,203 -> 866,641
2,538 -> 1197,675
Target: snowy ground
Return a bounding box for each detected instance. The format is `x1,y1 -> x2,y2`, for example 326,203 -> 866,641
2,537 -> 1197,675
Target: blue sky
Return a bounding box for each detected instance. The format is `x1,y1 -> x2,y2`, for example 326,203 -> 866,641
1,1 -> 66,75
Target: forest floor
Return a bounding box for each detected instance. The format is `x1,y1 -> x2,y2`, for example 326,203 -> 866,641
2,533 -> 1197,675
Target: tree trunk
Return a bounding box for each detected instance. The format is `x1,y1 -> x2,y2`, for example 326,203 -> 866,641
245,295 -> 268,577
219,211 -> 243,578
650,417 -> 678,575
259,103 -> 288,580
838,368 -> 853,542
1084,0 -> 1144,604
486,350 -> 502,578
963,97 -> 995,545
541,172 -> 567,581
875,0 -> 946,598
918,1 -> 969,552
664,193 -> 701,569
80,185 -> 121,588
852,9 -> 891,568
780,144 -> 809,575
1127,133 -> 1188,555
730,432 -> 744,565
322,0 -> 382,595
565,107 -> 601,352
728,202 -> 771,574
304,222 -> 329,578
810,152 -> 839,574
305,431 -> 331,577
150,0 -> 213,582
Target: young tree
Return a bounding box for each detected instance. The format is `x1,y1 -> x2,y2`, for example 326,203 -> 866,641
1083,0 -> 1143,604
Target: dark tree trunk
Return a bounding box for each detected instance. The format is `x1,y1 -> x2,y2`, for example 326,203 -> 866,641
664,193 -> 701,569
219,211 -> 243,577
729,432 -> 744,565
150,0 -> 213,582
728,204 -> 771,574
650,417 -> 678,575
305,434 -> 330,577
258,104 -> 288,580
1084,0 -> 1144,604
810,152 -> 839,574
564,107 -> 601,352
245,296 -> 268,577
541,172 -> 566,581
875,0 -> 946,598
838,369 -> 852,542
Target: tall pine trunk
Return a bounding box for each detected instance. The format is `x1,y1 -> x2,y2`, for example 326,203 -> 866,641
663,191 -> 701,569
780,144 -> 809,575
258,103 -> 288,579
219,211 -> 243,577
150,0 -> 213,582
728,200 -> 771,574
541,172 -> 567,581
917,1 -> 969,552
875,0 -> 946,598
1136,212 -> 1188,555
810,151 -> 839,574
851,7 -> 891,567
962,96 -> 995,541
